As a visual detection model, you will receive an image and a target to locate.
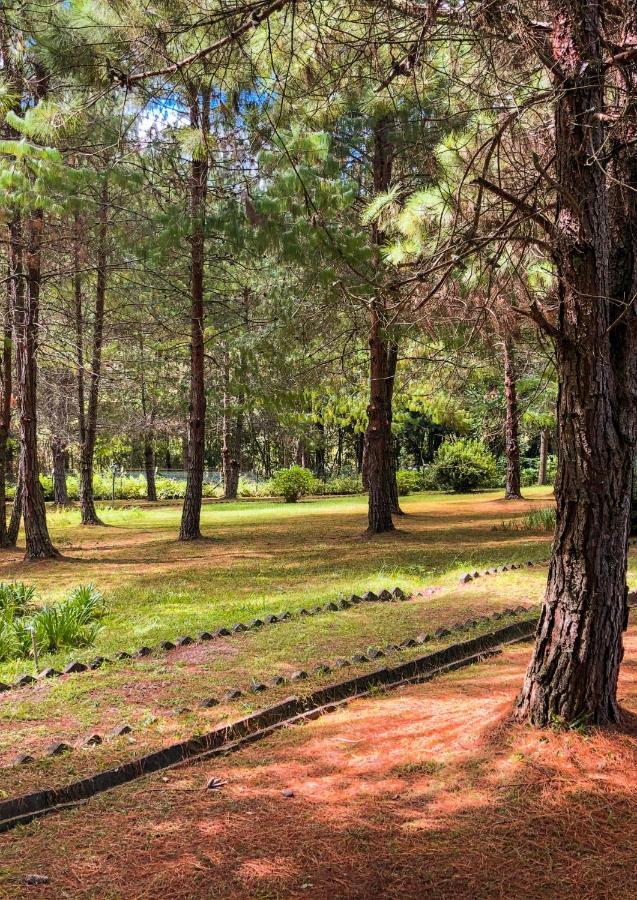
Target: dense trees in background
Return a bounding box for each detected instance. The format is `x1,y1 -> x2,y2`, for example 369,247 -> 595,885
2,0 -> 636,725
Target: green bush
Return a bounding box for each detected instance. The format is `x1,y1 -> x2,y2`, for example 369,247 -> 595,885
429,439 -> 498,493
396,469 -> 424,496
0,582 -> 105,662
270,466 -> 317,502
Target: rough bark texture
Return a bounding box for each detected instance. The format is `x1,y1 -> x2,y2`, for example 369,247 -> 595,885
1,224 -> 15,546
179,87 -> 210,540
503,337 -> 523,500
537,428 -> 549,486
515,2 -> 637,725
366,307 -> 394,533
13,212 -> 58,559
76,186 -> 108,527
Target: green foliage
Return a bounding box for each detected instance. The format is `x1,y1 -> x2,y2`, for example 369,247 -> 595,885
522,507 -> 556,532
312,474 -> 364,496
429,439 -> 498,493
270,466 -> 316,502
395,470 -> 425,496
0,583 -> 104,662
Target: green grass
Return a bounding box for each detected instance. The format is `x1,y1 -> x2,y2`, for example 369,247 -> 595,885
0,488 -> 557,680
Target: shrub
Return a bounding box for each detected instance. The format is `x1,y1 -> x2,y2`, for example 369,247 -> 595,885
0,582 -> 105,662
313,474 -> 364,496
429,439 -> 498,493
396,469 -> 424,496
270,466 -> 317,502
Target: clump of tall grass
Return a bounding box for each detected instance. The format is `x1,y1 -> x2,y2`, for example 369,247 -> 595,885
0,582 -> 105,662
494,506 -> 556,532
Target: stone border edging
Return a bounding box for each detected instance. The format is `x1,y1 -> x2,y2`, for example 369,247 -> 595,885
9,604 -> 537,766
0,587 -> 411,694
0,618 -> 535,834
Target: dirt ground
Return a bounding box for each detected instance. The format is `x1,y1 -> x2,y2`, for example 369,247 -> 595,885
3,629 -> 637,900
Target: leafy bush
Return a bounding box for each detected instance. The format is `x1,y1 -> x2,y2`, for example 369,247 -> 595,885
396,469 -> 424,496
429,439 -> 498,493
270,466 -> 317,502
0,582 -> 105,662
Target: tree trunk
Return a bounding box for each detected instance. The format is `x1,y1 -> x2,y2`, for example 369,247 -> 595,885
537,428 -> 549,486
76,184 -> 108,527
386,342 -> 403,516
515,7 -> 637,726
7,456 -> 22,548
13,211 -> 58,559
314,422 -> 326,479
51,439 -> 68,505
143,438 -> 157,501
0,224 -> 15,546
366,306 -> 394,533
365,116 -> 395,533
179,87 -> 210,540
503,336 -> 523,500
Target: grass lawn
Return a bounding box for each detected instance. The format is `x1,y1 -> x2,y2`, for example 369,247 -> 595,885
0,487 -> 558,680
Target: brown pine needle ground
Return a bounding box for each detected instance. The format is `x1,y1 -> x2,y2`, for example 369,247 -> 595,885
2,631 -> 637,899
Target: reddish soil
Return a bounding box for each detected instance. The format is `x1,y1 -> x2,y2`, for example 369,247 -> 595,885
2,631 -> 637,899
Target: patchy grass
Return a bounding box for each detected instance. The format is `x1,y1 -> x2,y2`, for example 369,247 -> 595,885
2,627 -> 636,899
0,488 -> 557,680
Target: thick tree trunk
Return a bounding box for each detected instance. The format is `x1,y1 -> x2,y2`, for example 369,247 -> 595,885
51,439 -> 68,505
537,428 -> 549,486
0,226 -> 15,546
13,212 -> 58,559
503,337 -> 523,500
365,116 -> 395,533
76,186 -> 108,526
366,307 -> 394,533
515,8 -> 637,725
180,87 -> 210,540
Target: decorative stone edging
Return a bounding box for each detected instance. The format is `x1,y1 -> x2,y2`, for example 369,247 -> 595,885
0,587 -> 411,695
7,604 -> 538,768
0,618 -> 537,833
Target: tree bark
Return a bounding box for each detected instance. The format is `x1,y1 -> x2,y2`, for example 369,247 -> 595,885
365,116 -> 395,533
515,4 -> 637,726
221,361 -> 243,500
366,306 -> 394,533
0,224 -> 15,546
386,342 -> 403,515
13,211 -> 58,559
179,86 -> 210,540
537,428 -> 549,486
503,336 -> 523,500
76,183 -> 108,526
7,455 -> 22,548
